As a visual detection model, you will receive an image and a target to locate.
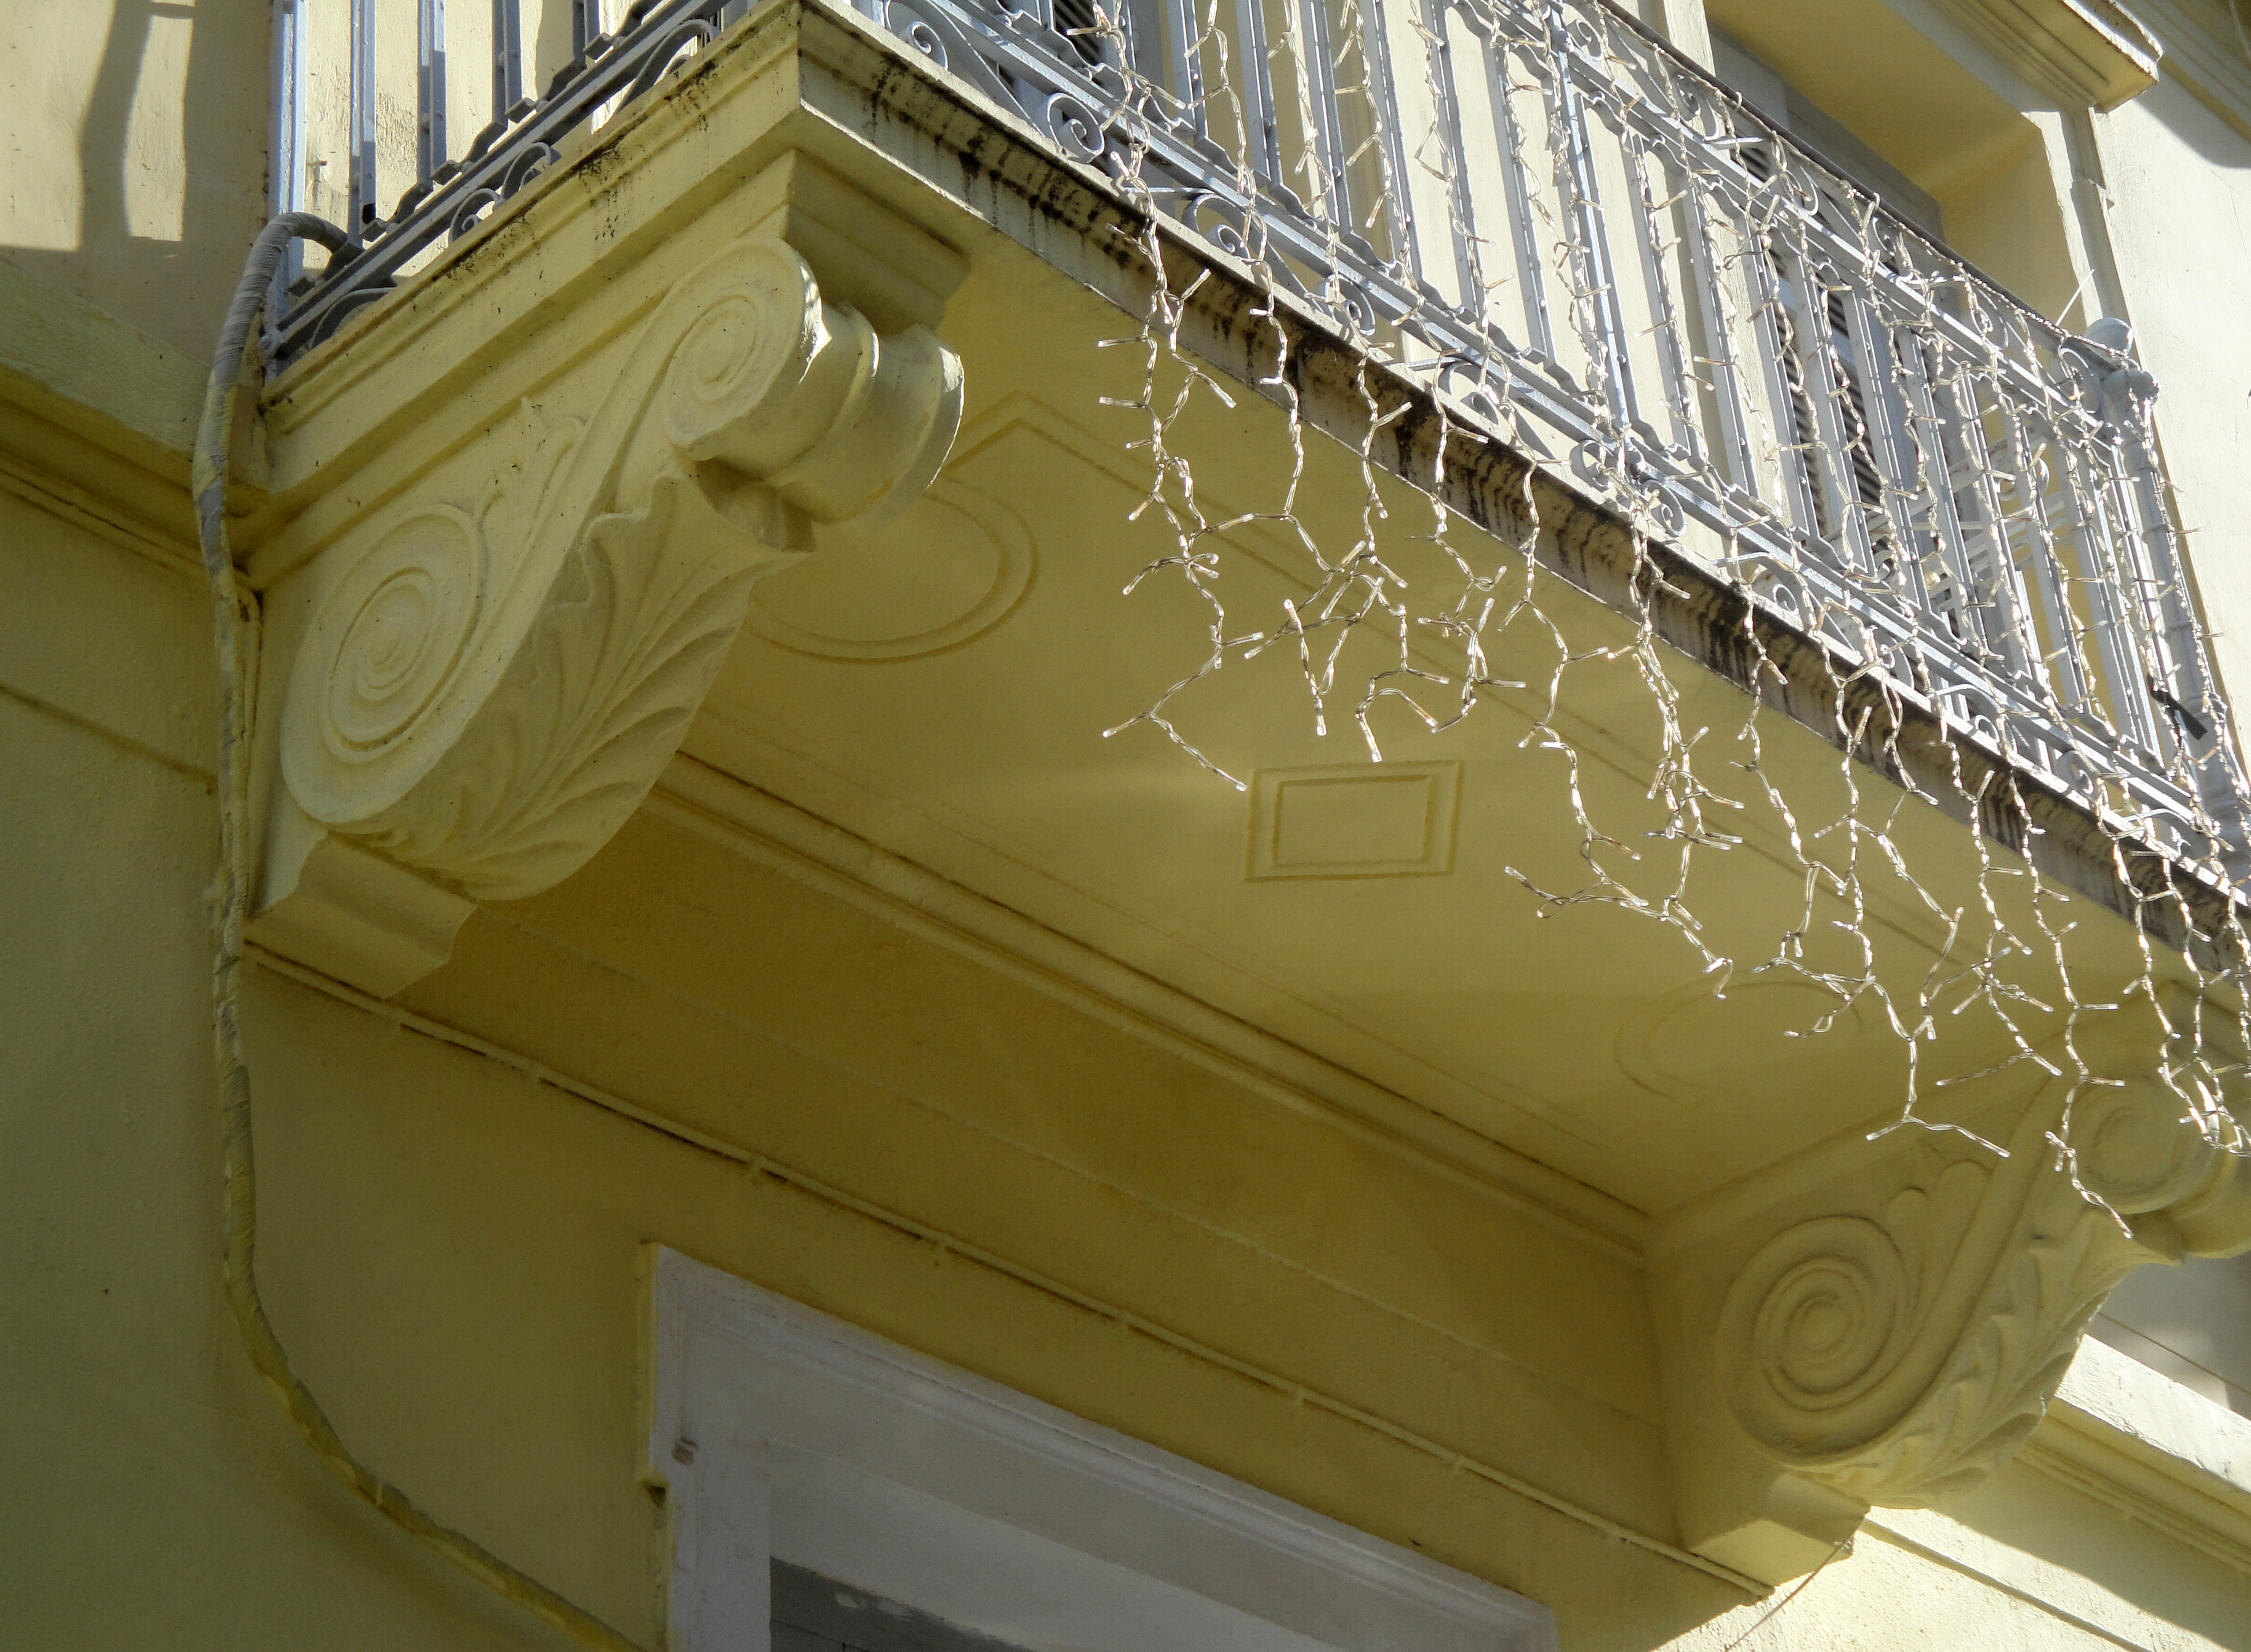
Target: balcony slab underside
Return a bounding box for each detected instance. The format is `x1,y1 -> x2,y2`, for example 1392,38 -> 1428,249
247,0 -> 2230,1226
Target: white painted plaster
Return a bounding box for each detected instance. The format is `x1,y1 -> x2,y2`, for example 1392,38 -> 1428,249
2058,1334 -> 2251,1503
648,1248 -> 1558,1652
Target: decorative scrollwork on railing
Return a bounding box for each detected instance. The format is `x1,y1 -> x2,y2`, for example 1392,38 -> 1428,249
271,0 -> 739,367
268,0 -> 2249,867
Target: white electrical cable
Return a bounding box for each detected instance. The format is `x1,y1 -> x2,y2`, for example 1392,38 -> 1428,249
194,215 -> 645,1652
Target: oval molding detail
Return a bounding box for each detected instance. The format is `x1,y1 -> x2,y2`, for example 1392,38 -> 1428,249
744,476 -> 1032,661
1615,975 -> 1869,1109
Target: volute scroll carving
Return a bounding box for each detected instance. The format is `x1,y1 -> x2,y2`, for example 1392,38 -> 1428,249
1667,1046 -> 2251,1583
254,233 -> 964,992
1715,1122 -> 2149,1509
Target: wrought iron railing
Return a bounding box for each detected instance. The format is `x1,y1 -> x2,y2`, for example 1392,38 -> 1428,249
268,0 -> 2249,866
266,0 -> 755,355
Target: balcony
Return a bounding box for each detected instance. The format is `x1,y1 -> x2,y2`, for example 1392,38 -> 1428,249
245,0 -> 2251,1585
270,0 -> 2246,868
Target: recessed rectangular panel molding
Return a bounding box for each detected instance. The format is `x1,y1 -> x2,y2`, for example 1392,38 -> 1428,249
1248,764 -> 1462,880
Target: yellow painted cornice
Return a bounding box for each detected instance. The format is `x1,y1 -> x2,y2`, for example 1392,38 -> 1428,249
1931,0 -> 2163,106
2020,1335 -> 2251,1574
0,257 -> 209,570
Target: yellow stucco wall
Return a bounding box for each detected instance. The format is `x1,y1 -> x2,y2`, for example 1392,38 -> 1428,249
0,0 -> 268,359
5,2 -> 2251,1649
2093,72 -> 2251,727
9,368 -> 2249,1646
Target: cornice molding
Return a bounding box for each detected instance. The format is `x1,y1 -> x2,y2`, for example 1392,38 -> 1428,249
1929,0 -> 2163,106
0,259 -> 208,571
0,257 -> 204,463
2019,1334 -> 2251,1571
647,749 -> 1654,1259
0,401 -> 190,576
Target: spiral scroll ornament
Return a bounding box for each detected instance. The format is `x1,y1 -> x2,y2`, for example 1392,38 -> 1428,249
279,234 -> 964,908
1702,1095 -> 2233,1511
1711,1161 -> 2071,1509
2074,1078 -> 2221,1215
312,509 -> 484,764
1719,1216 -> 1916,1463
1039,90 -> 1108,162
657,245 -> 825,466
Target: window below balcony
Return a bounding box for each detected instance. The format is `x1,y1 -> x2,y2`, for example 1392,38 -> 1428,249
650,1250 -> 1558,1652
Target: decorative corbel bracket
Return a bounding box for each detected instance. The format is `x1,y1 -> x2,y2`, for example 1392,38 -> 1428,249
249,226 -> 963,997
1656,1009 -> 2251,1584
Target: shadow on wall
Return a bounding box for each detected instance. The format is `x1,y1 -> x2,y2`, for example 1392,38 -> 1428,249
2139,58 -> 2251,169
2,0 -> 270,361
1938,1453 -> 2251,1649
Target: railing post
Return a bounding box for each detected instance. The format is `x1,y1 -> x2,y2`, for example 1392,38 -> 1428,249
257,0 -> 2247,864
1538,3 -> 1636,445
349,0 -> 379,228
493,0 -> 525,112
2086,320 -> 2251,856
419,0 -> 450,185
267,0 -> 311,308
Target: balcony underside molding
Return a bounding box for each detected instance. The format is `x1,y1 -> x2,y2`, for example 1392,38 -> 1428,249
1930,0 -> 2161,109
1149,245 -> 2245,958
238,0 -> 2241,962
248,200 -> 964,997
864,6 -> 2237,949
230,3 -> 2251,1575
1656,1048 -> 2251,1585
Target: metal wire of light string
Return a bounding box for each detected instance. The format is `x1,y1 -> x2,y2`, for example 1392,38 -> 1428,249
193,213 -> 647,1652
1091,0 -> 2251,1185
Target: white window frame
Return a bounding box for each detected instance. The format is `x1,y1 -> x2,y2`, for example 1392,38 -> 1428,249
648,1248 -> 1558,1652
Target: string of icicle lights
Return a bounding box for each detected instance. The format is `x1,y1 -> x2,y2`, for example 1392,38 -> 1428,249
1074,0 -> 2251,1198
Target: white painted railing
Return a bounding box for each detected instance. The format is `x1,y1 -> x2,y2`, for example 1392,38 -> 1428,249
271,0 -> 610,236
267,0 -> 2250,865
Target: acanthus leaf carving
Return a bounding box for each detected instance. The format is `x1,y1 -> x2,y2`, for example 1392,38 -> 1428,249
1717,1121 -> 2151,1509
341,460 -> 761,898
1667,1038 -> 2251,1583
270,234 -> 964,931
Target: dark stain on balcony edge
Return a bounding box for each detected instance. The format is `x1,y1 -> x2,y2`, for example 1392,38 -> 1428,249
262,0 -> 2248,970
758,1 -> 2251,965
